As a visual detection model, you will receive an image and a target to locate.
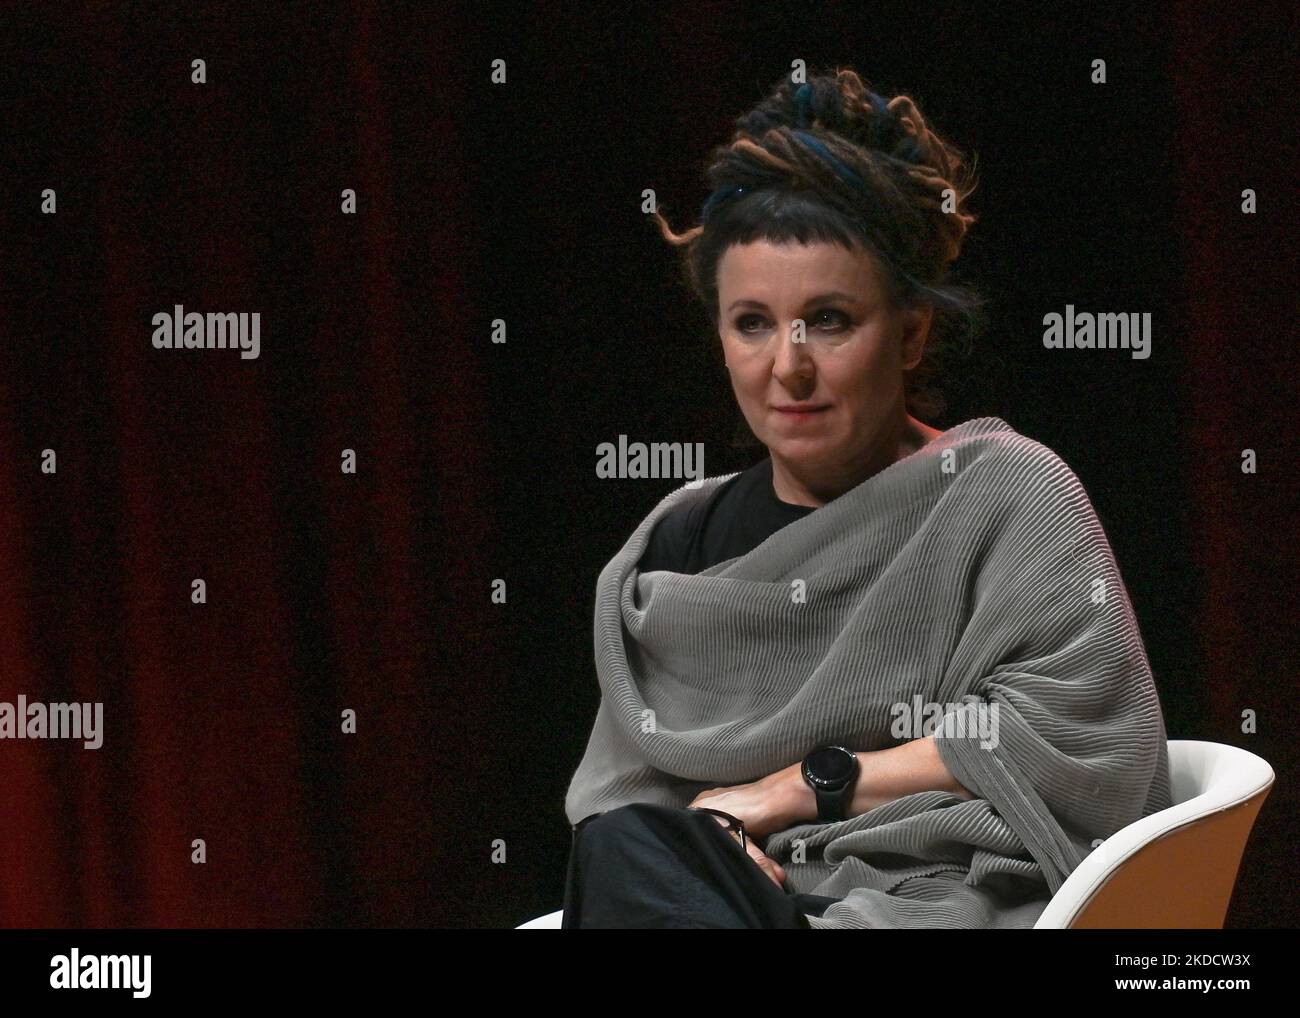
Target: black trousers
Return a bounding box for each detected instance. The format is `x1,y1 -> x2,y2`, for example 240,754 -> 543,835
562,802 -> 840,929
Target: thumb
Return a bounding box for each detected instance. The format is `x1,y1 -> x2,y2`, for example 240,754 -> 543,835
746,843 -> 787,886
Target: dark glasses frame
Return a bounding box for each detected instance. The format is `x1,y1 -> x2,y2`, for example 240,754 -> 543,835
688,806 -> 748,852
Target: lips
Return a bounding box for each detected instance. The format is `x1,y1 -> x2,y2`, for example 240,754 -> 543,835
773,405 -> 830,414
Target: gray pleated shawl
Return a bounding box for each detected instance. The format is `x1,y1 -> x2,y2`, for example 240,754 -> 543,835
564,416 -> 1173,928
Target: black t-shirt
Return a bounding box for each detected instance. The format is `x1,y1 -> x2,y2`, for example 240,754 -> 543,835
637,456 -> 818,575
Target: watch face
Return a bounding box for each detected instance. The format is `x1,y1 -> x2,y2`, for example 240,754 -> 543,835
805,746 -> 856,786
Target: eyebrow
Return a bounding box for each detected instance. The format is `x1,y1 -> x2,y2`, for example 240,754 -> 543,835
725,291 -> 861,313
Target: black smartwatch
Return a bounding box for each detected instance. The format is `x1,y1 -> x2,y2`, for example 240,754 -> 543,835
801,745 -> 861,823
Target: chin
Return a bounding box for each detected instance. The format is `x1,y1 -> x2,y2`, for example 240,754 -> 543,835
766,436 -> 836,462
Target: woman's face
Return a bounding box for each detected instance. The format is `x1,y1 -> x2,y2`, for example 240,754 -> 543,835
715,239 -> 931,483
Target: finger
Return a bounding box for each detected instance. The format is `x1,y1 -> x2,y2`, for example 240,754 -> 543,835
745,844 -> 786,887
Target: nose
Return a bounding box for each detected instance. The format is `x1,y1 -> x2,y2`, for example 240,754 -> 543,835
772,320 -> 815,391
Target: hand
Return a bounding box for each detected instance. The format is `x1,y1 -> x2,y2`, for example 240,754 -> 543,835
739,834 -> 788,889
696,812 -> 789,888
687,762 -> 816,842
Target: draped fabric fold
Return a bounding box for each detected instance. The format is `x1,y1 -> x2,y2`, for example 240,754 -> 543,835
564,417 -> 1173,928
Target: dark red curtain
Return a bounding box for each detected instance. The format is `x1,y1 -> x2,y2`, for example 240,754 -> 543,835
0,3 -> 497,927
0,2 -> 1293,929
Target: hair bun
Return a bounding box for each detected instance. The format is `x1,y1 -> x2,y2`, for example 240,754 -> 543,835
736,69 -> 964,182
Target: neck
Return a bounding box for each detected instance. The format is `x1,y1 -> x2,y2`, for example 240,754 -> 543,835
769,411 -> 940,508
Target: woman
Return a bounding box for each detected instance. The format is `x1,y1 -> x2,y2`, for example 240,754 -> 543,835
561,68 -> 1173,929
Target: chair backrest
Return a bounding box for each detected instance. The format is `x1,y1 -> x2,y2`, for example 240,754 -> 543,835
1034,739 -> 1274,928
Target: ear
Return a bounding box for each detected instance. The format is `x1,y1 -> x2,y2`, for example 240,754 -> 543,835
899,305 -> 934,371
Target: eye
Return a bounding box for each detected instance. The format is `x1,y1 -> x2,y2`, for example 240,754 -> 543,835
811,308 -> 851,331
732,309 -> 851,334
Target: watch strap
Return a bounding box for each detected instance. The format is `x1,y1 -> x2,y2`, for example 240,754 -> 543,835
814,783 -> 851,822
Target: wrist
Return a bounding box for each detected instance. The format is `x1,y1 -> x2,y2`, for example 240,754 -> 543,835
779,762 -> 819,826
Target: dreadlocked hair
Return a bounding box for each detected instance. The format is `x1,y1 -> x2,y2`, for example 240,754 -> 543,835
654,67 -> 986,438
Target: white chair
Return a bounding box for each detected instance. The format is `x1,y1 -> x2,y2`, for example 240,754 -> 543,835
1034,739 -> 1273,927
516,908 -> 565,929
517,740 -> 1274,929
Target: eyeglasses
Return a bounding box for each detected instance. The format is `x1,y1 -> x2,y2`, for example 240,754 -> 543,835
571,806 -> 747,853
688,806 -> 748,852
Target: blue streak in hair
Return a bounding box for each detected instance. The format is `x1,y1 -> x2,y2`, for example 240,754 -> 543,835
791,130 -> 875,202
794,82 -> 814,127
701,184 -> 746,223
